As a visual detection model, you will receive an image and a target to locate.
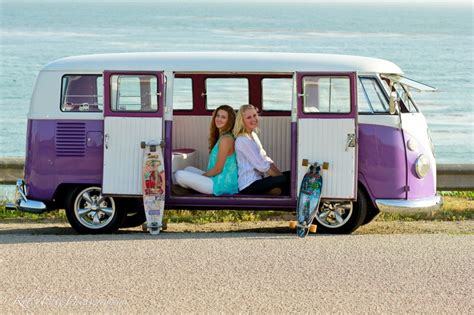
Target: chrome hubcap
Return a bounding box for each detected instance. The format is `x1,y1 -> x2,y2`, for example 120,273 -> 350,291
74,187 -> 115,229
315,201 -> 353,228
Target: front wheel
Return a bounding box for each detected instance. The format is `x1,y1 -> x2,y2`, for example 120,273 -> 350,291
313,188 -> 368,234
65,186 -> 125,234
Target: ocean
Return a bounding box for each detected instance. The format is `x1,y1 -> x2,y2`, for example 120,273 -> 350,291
1,1 -> 473,164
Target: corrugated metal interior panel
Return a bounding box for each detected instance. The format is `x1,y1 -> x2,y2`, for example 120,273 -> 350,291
297,119 -> 356,199
172,116 -> 291,171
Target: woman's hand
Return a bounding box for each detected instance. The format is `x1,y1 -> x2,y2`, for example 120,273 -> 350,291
267,163 -> 282,177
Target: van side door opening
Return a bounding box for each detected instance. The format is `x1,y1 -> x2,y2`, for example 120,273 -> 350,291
168,73 -> 297,207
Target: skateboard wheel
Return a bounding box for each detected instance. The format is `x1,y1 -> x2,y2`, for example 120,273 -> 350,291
289,221 -> 297,229
309,224 -> 317,233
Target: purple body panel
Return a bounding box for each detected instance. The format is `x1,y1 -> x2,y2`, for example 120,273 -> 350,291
25,119 -> 103,201
404,132 -> 436,199
357,123 -> 407,200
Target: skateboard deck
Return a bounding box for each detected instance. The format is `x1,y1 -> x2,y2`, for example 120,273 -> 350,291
142,141 -> 165,235
290,161 -> 328,238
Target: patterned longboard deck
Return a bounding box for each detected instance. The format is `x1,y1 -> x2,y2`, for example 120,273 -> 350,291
142,145 -> 165,235
296,168 -> 322,238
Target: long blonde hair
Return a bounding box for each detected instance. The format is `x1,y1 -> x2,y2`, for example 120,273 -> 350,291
233,104 -> 259,138
208,105 -> 236,152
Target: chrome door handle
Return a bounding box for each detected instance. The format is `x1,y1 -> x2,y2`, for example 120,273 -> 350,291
104,133 -> 109,149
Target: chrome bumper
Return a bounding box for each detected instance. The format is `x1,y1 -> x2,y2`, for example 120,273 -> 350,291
5,179 -> 47,213
375,195 -> 442,214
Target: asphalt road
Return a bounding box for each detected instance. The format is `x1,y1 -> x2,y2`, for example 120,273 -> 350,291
0,223 -> 473,313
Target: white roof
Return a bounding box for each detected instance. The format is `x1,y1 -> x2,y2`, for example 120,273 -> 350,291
42,52 -> 403,74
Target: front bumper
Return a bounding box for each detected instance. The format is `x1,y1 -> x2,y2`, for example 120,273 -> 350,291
375,195 -> 442,214
5,179 -> 47,213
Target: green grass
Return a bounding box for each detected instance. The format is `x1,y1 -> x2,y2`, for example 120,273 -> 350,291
1,192 -> 473,224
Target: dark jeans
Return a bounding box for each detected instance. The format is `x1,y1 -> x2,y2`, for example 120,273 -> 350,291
240,171 -> 291,195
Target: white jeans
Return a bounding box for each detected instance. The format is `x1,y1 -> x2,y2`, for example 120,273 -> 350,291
175,166 -> 213,194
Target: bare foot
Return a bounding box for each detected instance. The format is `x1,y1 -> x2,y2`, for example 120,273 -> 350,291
267,187 -> 282,196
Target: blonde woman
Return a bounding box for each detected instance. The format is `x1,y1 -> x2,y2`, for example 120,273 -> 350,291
175,105 -> 238,195
233,104 -> 290,195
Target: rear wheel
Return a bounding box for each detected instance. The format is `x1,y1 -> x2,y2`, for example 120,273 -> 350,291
65,186 -> 125,234
313,188 -> 367,234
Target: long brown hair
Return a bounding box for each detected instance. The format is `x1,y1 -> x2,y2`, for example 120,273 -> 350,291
208,105 -> 236,152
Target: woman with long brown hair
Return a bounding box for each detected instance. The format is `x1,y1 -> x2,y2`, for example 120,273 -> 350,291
175,105 -> 238,195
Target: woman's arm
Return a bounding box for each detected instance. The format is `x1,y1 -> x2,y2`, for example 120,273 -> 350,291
203,136 -> 234,177
235,136 -> 271,173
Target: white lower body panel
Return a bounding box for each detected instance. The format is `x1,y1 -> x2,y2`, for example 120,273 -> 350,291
103,117 -> 163,195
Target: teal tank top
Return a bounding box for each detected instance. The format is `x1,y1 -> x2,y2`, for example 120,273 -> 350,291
207,135 -> 239,196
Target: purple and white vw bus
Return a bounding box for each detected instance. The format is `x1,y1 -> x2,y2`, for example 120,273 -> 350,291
7,52 -> 442,234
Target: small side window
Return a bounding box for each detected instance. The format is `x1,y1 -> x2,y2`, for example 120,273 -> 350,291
359,77 -> 389,113
262,78 -> 292,111
205,78 -> 248,110
111,75 -> 158,112
61,75 -> 103,112
173,78 -> 193,110
303,76 -> 351,113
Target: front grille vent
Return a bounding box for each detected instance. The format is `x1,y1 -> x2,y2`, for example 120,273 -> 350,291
55,122 -> 86,157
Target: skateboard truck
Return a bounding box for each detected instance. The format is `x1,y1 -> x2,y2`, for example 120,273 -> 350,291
141,140 -> 165,152
302,159 -> 329,170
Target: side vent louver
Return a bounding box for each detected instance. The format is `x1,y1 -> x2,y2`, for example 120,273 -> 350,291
55,122 -> 86,157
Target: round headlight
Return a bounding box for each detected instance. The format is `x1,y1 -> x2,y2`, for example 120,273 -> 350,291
415,154 -> 430,178
407,139 -> 418,151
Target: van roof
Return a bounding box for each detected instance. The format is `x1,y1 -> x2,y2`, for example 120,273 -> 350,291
42,52 -> 403,74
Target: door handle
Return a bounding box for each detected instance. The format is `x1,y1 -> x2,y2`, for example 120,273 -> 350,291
104,133 -> 109,149
345,133 -> 356,151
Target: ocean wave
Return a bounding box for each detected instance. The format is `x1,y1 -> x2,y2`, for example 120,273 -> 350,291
0,30 -> 107,39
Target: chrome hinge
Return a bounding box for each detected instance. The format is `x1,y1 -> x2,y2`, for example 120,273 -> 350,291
345,133 -> 356,151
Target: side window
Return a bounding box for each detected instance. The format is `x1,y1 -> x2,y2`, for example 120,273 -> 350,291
303,76 -> 350,113
61,75 -> 103,112
359,77 -> 389,113
357,79 -> 373,113
173,78 -> 193,110
262,78 -> 292,111
111,75 -> 158,112
205,78 -> 248,110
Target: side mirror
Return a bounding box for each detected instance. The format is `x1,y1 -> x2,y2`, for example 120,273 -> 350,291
389,91 -> 398,115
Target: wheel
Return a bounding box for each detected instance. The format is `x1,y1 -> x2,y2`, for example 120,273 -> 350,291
289,221 -> 297,229
309,224 -> 317,233
121,210 -> 146,228
65,186 -> 125,234
313,187 -> 367,234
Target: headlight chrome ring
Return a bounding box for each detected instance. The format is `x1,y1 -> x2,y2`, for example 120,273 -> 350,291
415,154 -> 430,178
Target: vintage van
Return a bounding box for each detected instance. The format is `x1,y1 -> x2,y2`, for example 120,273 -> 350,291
7,52 -> 442,234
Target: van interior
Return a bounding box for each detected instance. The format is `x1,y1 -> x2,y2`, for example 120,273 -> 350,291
170,73 -> 293,197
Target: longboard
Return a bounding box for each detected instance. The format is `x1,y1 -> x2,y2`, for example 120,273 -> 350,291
290,160 -> 328,238
141,141 -> 165,235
